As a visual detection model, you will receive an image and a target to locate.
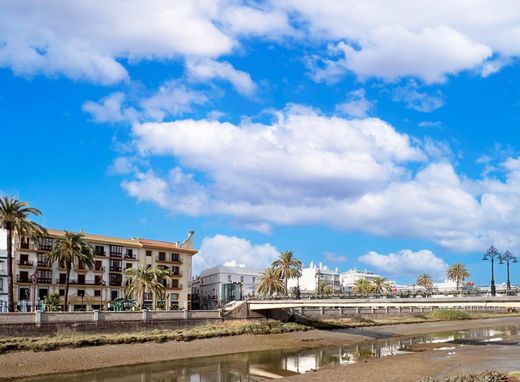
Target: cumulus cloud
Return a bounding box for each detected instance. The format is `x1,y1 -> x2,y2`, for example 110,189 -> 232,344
283,1 -> 520,82
186,59 -> 257,96
358,249 -> 449,281
336,89 -> 373,118
118,104 -> 520,253
324,252 -> 348,264
193,234 -> 279,274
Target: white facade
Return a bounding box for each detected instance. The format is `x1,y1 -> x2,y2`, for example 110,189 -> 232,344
340,268 -> 391,292
0,229 -> 7,311
195,262 -> 263,310
287,262 -> 341,294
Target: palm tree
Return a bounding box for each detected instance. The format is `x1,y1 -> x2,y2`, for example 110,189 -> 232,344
352,279 -> 373,296
447,264 -> 470,293
257,266 -> 285,297
416,274 -> 433,292
272,251 -> 303,297
317,279 -> 333,297
124,265 -> 169,309
371,277 -> 392,295
47,231 -> 94,310
0,196 -> 46,312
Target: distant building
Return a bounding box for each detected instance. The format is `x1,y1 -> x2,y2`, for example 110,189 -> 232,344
340,268 -> 393,292
288,262 -> 341,295
194,261 -> 263,310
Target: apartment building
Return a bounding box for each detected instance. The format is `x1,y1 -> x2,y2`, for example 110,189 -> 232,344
287,262 -> 341,295
193,262 -> 263,310
10,228 -> 196,311
0,230 -> 7,312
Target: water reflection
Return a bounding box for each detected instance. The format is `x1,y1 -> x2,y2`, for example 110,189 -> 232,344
15,325 -> 520,382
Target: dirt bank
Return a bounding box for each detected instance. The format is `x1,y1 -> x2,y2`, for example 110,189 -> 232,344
0,316 -> 518,380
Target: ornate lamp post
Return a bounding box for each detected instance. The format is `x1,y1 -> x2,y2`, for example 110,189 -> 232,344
482,246 -> 501,296
99,277 -> 105,310
31,273 -> 37,312
500,251 -> 517,290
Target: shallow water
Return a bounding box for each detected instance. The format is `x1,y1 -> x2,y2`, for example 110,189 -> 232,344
15,325 -> 520,382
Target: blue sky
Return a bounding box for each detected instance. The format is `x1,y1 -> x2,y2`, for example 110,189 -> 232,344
1,1 -> 520,285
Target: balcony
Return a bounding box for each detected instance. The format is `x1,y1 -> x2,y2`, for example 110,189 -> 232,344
124,251 -> 137,260
37,260 -> 51,268
109,266 -> 122,272
93,266 -> 106,272
94,251 -> 106,257
171,283 -> 183,290
58,279 -> 100,286
16,276 -> 31,283
171,271 -> 183,277
155,256 -> 183,264
17,260 -> 33,267
37,277 -> 52,284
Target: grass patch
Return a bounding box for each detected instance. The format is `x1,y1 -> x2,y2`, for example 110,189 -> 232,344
419,370 -> 519,381
0,320 -> 310,354
426,309 -> 470,321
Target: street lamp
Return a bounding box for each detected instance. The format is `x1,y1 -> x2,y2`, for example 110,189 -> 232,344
31,273 -> 37,312
500,251 -> 517,290
99,277 -> 105,310
482,246 -> 501,296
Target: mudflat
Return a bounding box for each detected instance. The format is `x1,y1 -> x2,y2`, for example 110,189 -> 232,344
0,316 -> 518,380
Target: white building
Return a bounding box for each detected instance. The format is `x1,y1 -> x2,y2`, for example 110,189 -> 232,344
287,262 -> 341,294
0,229 -> 7,311
340,268 -> 393,292
195,261 -> 263,310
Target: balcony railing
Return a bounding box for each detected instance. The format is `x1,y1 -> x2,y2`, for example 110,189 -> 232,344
93,266 -> 106,272
155,256 -> 183,264
94,251 -> 106,257
37,277 -> 52,284
124,252 -> 137,260
37,260 -> 50,267
171,283 -> 183,290
109,252 -> 122,258
17,260 -> 33,267
171,271 -> 183,277
16,276 -> 31,283
56,279 -> 99,286
109,266 -> 122,272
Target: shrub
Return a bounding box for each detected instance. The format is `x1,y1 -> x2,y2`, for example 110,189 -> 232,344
427,309 -> 470,321
419,370 -> 519,381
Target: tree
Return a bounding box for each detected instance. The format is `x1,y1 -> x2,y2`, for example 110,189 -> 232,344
317,279 -> 333,297
416,274 -> 433,291
47,231 -> 94,310
43,293 -> 61,311
257,266 -> 285,297
352,279 -> 373,296
124,265 -> 169,309
447,264 -> 470,292
371,277 -> 392,295
272,250 -> 303,297
0,196 -> 46,312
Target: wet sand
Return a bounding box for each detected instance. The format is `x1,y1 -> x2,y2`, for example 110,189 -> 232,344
0,316 -> 518,380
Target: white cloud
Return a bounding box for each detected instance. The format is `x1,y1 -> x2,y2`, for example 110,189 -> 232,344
282,1 -> 520,82
186,59 -> 257,96
358,249 -> 449,281
193,234 -> 279,274
324,252 -> 348,263
83,81 -> 208,123
119,104 -> 520,254
392,81 -> 445,112
336,89 -> 373,118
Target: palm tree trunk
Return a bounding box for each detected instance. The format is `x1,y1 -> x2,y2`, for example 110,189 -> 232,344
64,261 -> 71,311
141,286 -> 145,309
6,223 -> 14,312
285,276 -> 288,297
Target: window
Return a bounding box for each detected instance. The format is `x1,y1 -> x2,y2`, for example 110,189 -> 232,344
171,293 -> 179,302
95,260 -> 103,271
19,254 -> 30,265
94,275 -> 102,285
125,249 -> 135,259
172,279 -> 179,289
78,275 -> 85,284
95,246 -> 105,256
36,269 -> 52,283
37,253 -> 47,267
19,287 -> 30,300
172,253 -> 180,262
240,276 -> 244,282
110,290 -> 118,300
59,289 -> 65,296
125,263 -> 133,269
59,273 -> 66,284
146,250 -> 152,257
172,266 -> 180,275
38,237 -> 53,251
252,277 -> 256,283
227,275 -> 232,282
109,245 -> 123,257
38,289 -> 48,299
94,290 -> 101,297
18,271 -> 29,282
20,237 -> 30,249
110,260 -> 122,272
77,290 -> 85,297
158,252 -> 166,261
109,274 -> 122,286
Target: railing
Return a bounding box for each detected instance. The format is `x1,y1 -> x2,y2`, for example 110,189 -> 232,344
109,252 -> 122,258
56,279 -> 100,286
93,266 -> 106,272
94,251 -> 106,257
37,277 -> 52,284
124,252 -> 137,260
155,256 -> 183,264
37,261 -> 50,267
171,271 -> 183,277
17,260 -> 33,267
109,266 -> 122,272
171,284 -> 183,290
16,276 -> 31,283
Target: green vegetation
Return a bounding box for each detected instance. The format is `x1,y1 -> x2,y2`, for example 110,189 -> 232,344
426,309 -> 470,321
419,370 -> 519,382
48,231 -> 94,309
0,320 -> 310,354
257,266 -> 286,297
447,263 -> 470,292
271,250 -> 303,297
43,293 -> 61,311
416,274 -> 433,291
124,265 -> 172,309
0,196 -> 46,312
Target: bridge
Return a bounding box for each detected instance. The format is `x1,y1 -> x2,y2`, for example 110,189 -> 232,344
246,296 -> 520,312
